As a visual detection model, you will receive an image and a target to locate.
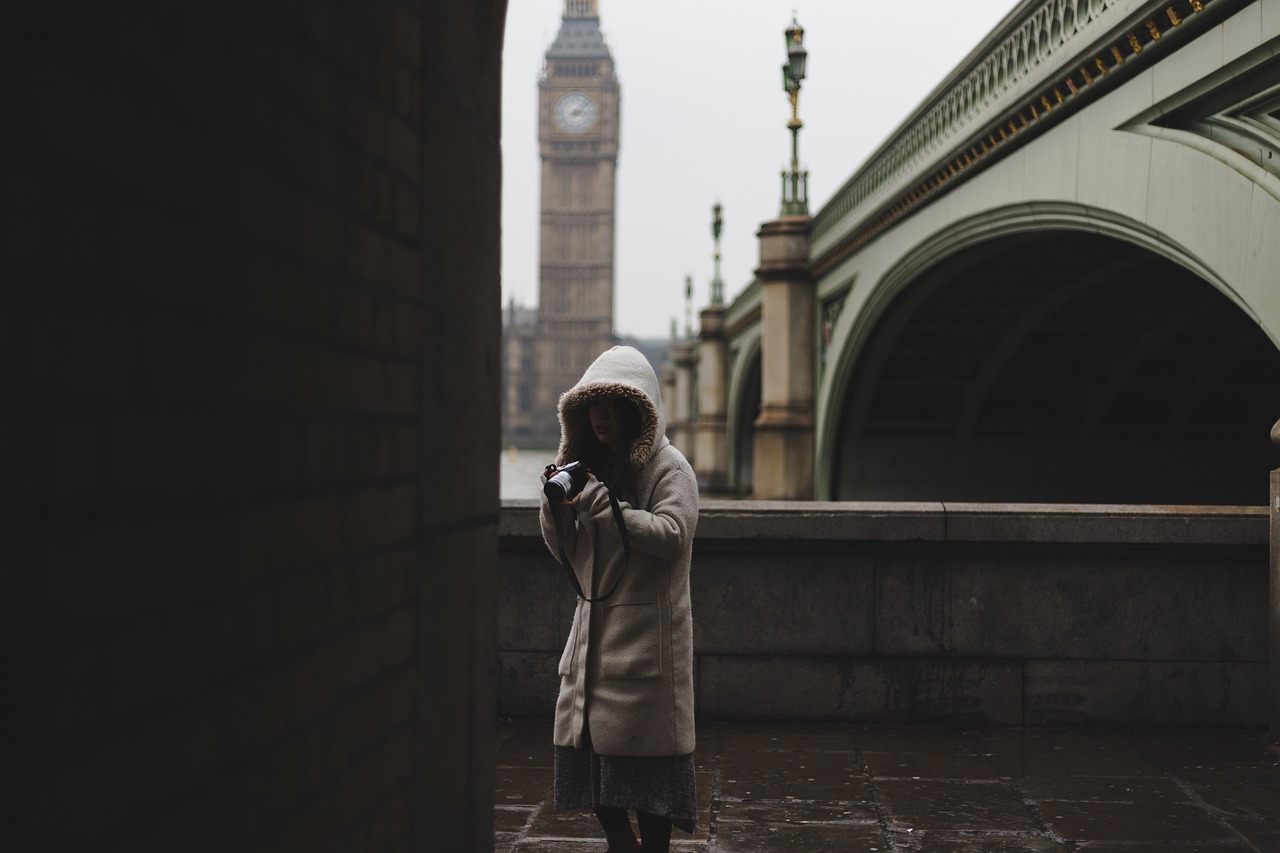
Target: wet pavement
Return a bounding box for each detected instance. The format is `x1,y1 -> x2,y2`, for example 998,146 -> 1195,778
495,719 -> 1280,852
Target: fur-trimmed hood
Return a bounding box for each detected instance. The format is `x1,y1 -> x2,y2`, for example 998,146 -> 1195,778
555,345 -> 668,472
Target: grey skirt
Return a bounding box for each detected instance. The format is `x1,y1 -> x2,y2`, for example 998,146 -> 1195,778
553,727 -> 697,834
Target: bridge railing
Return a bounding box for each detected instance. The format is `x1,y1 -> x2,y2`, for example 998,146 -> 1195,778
808,0 -> 1237,273
499,499 -> 1268,725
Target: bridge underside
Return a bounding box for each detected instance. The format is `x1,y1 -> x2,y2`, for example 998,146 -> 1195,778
832,231 -> 1280,504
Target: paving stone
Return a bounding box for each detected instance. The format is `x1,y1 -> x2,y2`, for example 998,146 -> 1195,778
1172,760 -> 1280,784
496,766 -> 553,806
719,748 -> 869,801
1182,769 -> 1280,820
716,800 -> 881,828
863,749 -> 1001,780
690,770 -> 715,838
1040,801 -> 1241,843
1018,775 -> 1189,804
978,729 -> 1145,762
495,805 -> 537,833
493,720 -> 1279,850
525,807 -> 606,839
1231,822 -> 1280,850
894,833 -> 1066,852
995,757 -> 1163,780
513,839 -> 709,852
716,818 -> 887,852
876,779 -> 1040,833
1075,840 -> 1254,845
976,730 -> 1155,781
852,725 -> 985,754
1126,727 -> 1279,767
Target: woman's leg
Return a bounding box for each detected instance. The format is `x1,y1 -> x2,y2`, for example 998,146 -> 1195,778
594,806 -> 640,852
636,811 -> 672,853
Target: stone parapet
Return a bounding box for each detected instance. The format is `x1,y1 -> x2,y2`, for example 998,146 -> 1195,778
500,500 -> 1268,726
505,499 -> 1266,546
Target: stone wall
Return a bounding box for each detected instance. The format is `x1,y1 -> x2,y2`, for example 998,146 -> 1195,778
499,501 -> 1268,726
2,2 -> 505,851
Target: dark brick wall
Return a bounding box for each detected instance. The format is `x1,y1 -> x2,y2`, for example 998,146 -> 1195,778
2,2 -> 505,850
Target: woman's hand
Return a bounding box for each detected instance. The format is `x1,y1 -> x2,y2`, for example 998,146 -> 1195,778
572,474 -> 618,515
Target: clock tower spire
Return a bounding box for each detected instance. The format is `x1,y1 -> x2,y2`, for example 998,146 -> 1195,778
521,1 -> 620,444
564,0 -> 599,17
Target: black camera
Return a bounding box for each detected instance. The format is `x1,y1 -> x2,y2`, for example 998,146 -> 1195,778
544,461 -> 590,503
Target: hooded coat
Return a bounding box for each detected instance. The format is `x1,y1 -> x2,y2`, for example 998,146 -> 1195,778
540,346 -> 698,758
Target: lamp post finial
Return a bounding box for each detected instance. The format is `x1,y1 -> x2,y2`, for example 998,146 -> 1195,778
779,13 -> 809,216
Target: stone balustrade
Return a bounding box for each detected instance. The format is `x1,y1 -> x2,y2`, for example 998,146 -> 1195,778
808,0 -> 1243,274
499,500 -> 1268,726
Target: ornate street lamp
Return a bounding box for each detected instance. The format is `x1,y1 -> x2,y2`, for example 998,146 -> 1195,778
684,274 -> 694,339
780,13 -> 809,216
710,201 -> 724,306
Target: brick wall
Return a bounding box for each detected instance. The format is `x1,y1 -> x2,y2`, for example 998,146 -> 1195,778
2,2 -> 504,850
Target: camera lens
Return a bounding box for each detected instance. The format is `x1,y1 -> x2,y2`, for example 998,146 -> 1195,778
544,471 -> 572,502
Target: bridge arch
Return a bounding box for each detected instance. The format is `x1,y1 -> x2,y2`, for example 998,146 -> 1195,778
820,205 -> 1280,503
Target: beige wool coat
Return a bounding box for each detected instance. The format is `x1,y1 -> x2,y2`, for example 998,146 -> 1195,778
539,346 -> 698,757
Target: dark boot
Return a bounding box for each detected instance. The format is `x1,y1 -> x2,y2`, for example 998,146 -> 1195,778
636,811 -> 672,853
594,806 -> 640,852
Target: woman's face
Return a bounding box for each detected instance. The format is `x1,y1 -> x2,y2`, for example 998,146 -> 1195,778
588,400 -> 620,447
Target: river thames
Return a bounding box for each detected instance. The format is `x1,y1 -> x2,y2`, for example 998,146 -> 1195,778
499,446 -> 557,500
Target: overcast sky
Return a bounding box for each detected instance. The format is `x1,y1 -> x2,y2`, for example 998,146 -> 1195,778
501,1 -> 1020,340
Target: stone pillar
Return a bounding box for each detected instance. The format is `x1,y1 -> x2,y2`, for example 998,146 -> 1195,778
671,339 -> 697,460
694,304 -> 729,492
752,217 -> 814,499
1271,419 -> 1280,737
660,357 -> 677,437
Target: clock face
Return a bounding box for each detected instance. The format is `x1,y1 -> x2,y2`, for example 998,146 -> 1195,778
554,91 -> 598,134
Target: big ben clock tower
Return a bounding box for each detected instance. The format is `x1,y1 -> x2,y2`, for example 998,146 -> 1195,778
532,0 -> 621,441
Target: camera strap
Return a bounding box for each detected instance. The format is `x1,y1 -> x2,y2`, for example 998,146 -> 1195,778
551,478 -> 631,603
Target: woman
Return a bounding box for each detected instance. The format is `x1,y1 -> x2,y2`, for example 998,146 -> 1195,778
539,345 -> 699,853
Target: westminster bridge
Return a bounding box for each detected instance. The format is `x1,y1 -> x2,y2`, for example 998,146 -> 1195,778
670,0 -> 1280,508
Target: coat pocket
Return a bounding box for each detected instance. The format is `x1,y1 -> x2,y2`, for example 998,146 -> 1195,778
558,613 -> 579,677
600,600 -> 661,680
